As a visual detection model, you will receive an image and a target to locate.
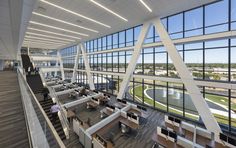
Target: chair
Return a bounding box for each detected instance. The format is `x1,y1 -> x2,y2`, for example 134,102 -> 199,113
121,123 -> 130,137
106,132 -> 115,146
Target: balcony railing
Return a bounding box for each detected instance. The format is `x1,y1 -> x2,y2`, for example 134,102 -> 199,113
17,67 -> 66,148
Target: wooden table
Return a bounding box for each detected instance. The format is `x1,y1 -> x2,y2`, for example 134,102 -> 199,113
152,132 -> 180,148
101,108 -> 113,116
128,108 -> 149,118
114,102 -> 126,109
69,91 -> 78,99
165,122 -> 184,136
67,110 -> 76,122
93,134 -> 114,148
87,101 -> 98,109
165,122 -> 225,148
119,117 -> 139,130
99,97 -> 109,105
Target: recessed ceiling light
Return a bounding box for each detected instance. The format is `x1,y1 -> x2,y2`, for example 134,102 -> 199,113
26,32 -> 75,42
25,36 -> 70,44
32,12 -> 98,33
139,0 -> 152,12
28,27 -> 81,39
40,0 -> 111,28
29,21 -> 89,37
90,0 -> 128,22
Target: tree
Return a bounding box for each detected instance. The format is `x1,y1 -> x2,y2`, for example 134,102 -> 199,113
213,74 -> 221,80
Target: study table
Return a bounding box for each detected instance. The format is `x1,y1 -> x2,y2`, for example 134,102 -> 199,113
165,122 -> 228,148
100,108 -> 113,117
119,117 -> 139,130
114,102 -> 126,109
127,108 -> 149,119
152,132 -> 179,148
87,101 -> 99,109
67,110 -> 75,122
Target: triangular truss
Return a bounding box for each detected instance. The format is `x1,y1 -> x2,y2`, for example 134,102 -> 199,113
116,18 -> 222,135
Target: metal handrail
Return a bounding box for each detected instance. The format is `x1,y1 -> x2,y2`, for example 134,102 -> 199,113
48,86 -> 70,139
17,67 -> 66,148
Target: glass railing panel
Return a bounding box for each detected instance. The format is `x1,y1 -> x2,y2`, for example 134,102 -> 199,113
17,67 -> 66,148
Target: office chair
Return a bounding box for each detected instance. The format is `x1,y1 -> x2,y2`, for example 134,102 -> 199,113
120,124 -> 130,138
151,142 -> 158,148
106,132 -> 115,146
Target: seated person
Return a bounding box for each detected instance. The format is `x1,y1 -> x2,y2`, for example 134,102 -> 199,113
85,117 -> 91,127
100,94 -> 109,105
79,87 -> 87,96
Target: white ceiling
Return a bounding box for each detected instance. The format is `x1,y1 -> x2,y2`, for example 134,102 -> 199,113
1,0 -> 218,57
0,0 -> 37,60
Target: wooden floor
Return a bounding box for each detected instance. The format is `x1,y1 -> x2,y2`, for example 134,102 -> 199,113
114,110 -> 164,148
0,71 -> 30,148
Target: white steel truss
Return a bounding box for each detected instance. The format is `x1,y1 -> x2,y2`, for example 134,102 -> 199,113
114,18 -> 221,136
152,18 -> 221,135
117,22 -> 151,99
71,45 -> 80,83
58,51 -> 65,80
60,17 -> 226,136
80,43 -> 95,90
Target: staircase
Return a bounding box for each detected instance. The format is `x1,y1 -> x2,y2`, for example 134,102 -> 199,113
21,54 -> 33,72
21,54 -> 66,141
39,99 -> 66,141
26,75 -> 44,94
21,54 -> 44,94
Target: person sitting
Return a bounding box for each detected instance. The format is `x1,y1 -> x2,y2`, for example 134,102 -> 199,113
101,94 -> 109,105
85,117 -> 91,127
79,88 -> 87,96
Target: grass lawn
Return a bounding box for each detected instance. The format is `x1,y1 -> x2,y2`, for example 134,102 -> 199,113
131,85 -> 235,127
131,85 -> 198,120
206,94 -> 236,110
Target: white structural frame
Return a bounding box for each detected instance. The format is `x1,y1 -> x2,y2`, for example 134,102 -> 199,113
117,22 -> 151,99
58,17 -> 236,136
64,69 -> 236,90
153,18 -> 222,135
71,45 -> 80,83
80,43 -> 95,90
115,17 -> 221,135
58,51 -> 65,80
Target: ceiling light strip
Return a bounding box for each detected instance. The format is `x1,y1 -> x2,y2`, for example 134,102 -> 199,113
40,0 -> 111,28
26,32 -> 75,42
28,27 -> 81,39
90,0 -> 128,22
139,0 -> 152,12
25,36 -> 69,44
22,43 -> 61,48
24,39 -> 65,45
23,42 -> 64,47
32,12 -> 98,33
23,42 -> 62,47
30,21 -> 89,36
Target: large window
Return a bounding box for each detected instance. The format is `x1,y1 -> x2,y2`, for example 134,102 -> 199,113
65,0 -> 236,135
205,0 -> 229,34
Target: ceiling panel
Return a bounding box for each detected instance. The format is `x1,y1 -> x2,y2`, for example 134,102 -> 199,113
23,0 -> 218,50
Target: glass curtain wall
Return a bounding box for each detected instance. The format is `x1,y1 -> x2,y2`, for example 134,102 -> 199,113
61,0 -> 236,135
60,45 -> 77,81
